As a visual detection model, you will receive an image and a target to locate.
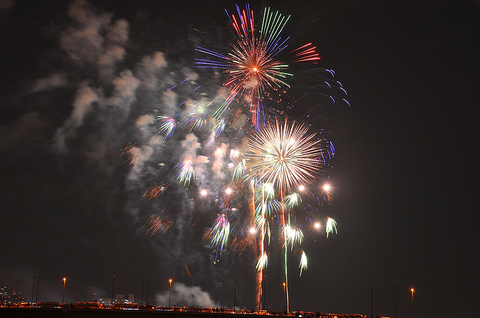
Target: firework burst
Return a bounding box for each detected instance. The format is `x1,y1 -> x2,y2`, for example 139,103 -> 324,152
196,5 -> 320,129
142,184 -> 169,200
245,119 -> 329,191
144,214 -> 173,236
175,160 -> 195,186
141,4 -> 343,312
299,250 -> 307,276
156,115 -> 177,139
326,217 -> 338,238
204,213 -> 231,262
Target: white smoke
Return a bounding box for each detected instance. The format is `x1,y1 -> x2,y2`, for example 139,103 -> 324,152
212,143 -> 227,179
54,82 -> 102,152
136,114 -> 155,138
60,0 -> 128,65
155,282 -> 221,308
136,52 -> 169,90
180,133 -> 210,182
17,0 -> 248,307
31,73 -> 68,93
98,45 -> 125,80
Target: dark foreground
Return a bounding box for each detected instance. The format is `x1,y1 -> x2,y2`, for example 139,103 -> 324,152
0,308 -> 366,318
1,308 -> 241,318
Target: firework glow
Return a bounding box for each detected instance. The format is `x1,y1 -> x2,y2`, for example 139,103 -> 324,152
175,160 -> 195,186
245,119 -> 331,191
326,217 -> 338,238
144,3 -> 342,312
204,213 -> 231,262
196,4 -> 320,129
0,0 -> 352,313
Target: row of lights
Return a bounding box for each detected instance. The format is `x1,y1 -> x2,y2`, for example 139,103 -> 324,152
199,183 -> 332,197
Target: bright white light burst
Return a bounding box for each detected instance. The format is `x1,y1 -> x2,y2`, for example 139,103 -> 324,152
246,120 -> 328,191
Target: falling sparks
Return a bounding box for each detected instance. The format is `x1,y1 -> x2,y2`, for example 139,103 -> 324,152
143,4 -> 344,312
144,214 -> 173,236
284,225 -> 304,249
204,213 -> 231,262
326,217 -> 338,237
175,160 -> 195,186
142,184 -> 168,200
284,192 -> 302,209
156,115 -> 177,139
299,251 -> 308,276
122,143 -> 140,164
256,253 -> 268,271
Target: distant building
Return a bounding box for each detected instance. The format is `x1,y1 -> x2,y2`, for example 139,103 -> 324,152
0,284 -> 25,304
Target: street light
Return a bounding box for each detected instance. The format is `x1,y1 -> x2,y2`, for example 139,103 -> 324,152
169,279 -> 173,307
233,276 -> 237,312
411,288 -> 415,318
111,274 -> 115,305
62,278 -> 67,304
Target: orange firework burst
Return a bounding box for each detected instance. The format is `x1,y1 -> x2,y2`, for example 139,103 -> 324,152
142,184 -> 169,200
144,214 -> 173,236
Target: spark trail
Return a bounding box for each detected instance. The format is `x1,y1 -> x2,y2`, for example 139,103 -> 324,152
196,4 -> 320,130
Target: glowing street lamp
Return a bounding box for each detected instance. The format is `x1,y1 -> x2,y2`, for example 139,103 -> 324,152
62,278 -> 66,304
411,288 -> 415,318
169,279 -> 173,307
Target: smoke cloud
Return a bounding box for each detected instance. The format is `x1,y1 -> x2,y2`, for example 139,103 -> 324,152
1,0 -> 259,309
155,283 -> 221,308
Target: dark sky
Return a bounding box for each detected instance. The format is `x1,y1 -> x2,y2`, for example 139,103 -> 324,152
1,0 -> 479,317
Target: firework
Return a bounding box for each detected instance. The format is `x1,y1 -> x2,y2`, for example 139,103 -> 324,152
181,102 -> 208,132
283,192 -> 302,209
144,4 -> 343,313
122,143 -> 140,164
204,213 -> 231,262
284,225 -> 304,249
232,158 -> 247,181
243,119 -> 334,311
175,160 -> 195,186
299,251 -> 307,276
142,184 -> 169,200
245,119 -> 328,191
326,217 -> 338,237
212,118 -> 227,136
156,115 -> 177,139
144,214 -> 173,236
256,252 -> 268,271
196,5 -> 320,129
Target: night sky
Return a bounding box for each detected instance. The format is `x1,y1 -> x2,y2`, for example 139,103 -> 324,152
1,1 -> 479,317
